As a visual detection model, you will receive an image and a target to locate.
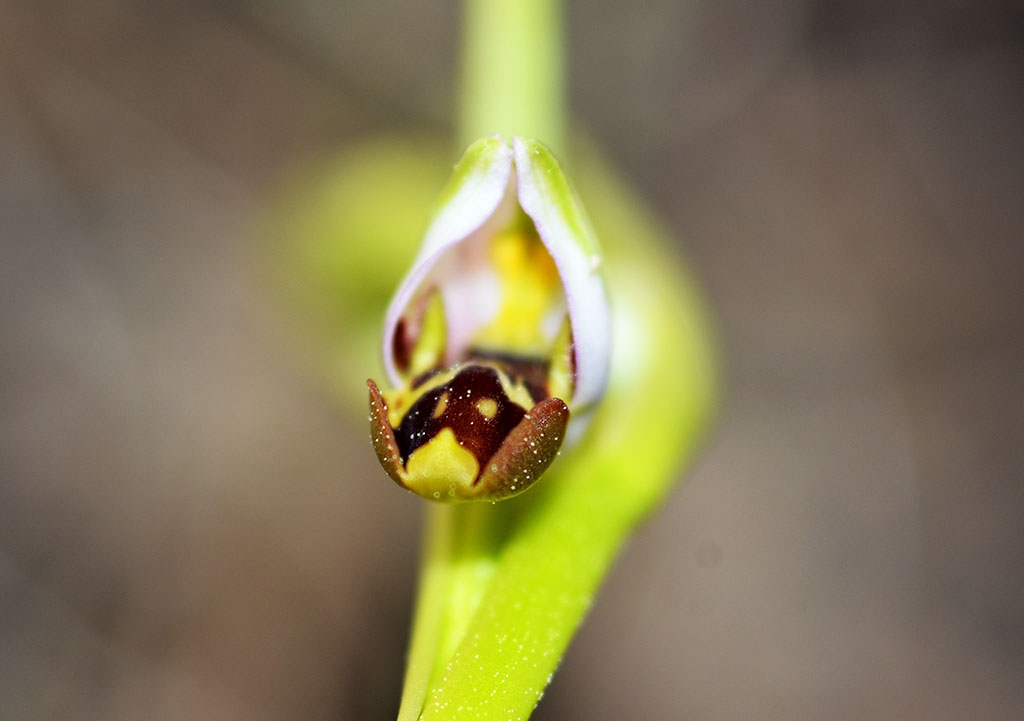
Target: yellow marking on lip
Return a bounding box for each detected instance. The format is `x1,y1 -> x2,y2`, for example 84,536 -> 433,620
475,397 -> 498,419
403,427 -> 480,498
383,366 -> 458,428
433,391 -> 449,418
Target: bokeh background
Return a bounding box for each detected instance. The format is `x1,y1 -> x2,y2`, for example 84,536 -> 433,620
2,1 -> 1022,719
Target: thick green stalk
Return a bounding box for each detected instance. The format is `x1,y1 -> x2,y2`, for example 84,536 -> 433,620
398,488 -> 514,721
395,506 -> 452,721
458,0 -> 565,152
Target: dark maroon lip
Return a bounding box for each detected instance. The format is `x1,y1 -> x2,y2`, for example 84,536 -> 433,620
394,365 -> 528,479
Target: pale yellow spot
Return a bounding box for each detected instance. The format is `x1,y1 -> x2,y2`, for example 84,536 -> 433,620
404,428 -> 479,498
433,392 -> 449,418
475,397 -> 498,419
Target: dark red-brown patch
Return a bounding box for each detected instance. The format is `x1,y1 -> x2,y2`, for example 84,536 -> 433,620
393,365 -> 527,479
391,288 -> 446,376
391,319 -> 413,374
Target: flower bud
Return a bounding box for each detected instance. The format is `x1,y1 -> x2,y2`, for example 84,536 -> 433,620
368,137 -> 609,501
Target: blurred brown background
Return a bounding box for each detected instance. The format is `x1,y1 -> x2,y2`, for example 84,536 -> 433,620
1,1 -> 1022,719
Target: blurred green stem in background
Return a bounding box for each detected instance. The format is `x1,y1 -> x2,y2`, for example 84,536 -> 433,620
459,0 -> 565,152
266,0 -> 718,719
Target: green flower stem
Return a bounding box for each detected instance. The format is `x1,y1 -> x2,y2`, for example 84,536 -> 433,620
398,503 -> 514,721
426,503 -> 509,691
398,503 -> 515,721
395,506 -> 451,721
459,0 -> 565,152
398,2 -> 572,717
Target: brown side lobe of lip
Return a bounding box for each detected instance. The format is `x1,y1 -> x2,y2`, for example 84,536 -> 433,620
367,379 -> 407,489
475,396 -> 569,499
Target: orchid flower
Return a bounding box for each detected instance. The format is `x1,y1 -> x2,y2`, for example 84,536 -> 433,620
368,136 -> 610,502
270,2 -> 718,718
271,133 -> 717,721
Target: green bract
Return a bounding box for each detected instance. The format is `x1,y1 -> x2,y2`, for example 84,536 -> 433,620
368,137 -> 610,502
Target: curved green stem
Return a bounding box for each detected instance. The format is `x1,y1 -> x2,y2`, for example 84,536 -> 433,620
398,498 -> 515,721
399,483 -> 520,720
398,504 -> 514,721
